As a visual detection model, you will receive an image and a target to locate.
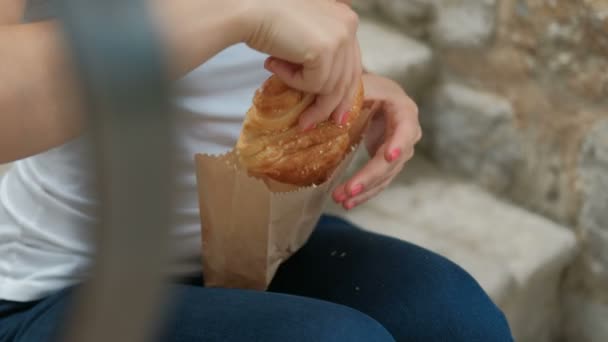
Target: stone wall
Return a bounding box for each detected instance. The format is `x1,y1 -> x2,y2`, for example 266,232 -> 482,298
354,0 -> 608,341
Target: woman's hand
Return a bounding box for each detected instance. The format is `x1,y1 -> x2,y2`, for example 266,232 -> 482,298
332,73 -> 421,210
247,0 -> 362,130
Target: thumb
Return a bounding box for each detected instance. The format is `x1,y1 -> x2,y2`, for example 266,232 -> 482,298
264,57 -> 326,94
264,57 -> 307,91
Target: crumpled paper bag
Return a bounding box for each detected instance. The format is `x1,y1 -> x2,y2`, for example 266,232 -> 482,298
195,108 -> 371,290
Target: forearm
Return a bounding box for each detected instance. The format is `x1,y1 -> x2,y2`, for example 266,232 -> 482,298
0,21 -> 85,163
151,0 -> 247,76
0,0 -> 247,163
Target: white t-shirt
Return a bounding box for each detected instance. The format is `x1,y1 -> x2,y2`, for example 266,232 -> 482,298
0,44 -> 271,302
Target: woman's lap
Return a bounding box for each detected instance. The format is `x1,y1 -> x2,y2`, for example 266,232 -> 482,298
0,290 -> 72,342
0,285 -> 392,342
0,215 -> 513,342
272,215 -> 513,341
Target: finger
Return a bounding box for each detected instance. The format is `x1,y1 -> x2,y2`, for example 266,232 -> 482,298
343,144 -> 396,196
330,39 -> 359,125
382,100 -> 421,163
322,39 -> 347,96
339,145 -> 412,209
350,144 -> 412,195
384,122 -> 419,163
364,106 -> 386,155
297,89 -> 344,131
345,157 -> 405,210
266,43 -> 332,94
327,42 -> 351,122
343,176 -> 393,210
351,160 -> 403,202
332,183 -> 348,203
349,152 -> 404,201
395,146 -> 415,166
264,57 -> 301,82
297,43 -> 347,130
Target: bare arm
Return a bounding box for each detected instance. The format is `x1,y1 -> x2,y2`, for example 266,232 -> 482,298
0,0 -> 360,163
0,0 -> 23,23
0,19 -> 85,164
0,0 -> 248,163
0,0 -> 79,163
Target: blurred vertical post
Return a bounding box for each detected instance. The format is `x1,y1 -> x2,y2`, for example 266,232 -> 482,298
56,0 -> 174,341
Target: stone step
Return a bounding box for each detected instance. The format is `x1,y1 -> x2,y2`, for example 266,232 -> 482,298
355,15 -> 578,341
358,16 -> 435,98
325,156 -> 578,342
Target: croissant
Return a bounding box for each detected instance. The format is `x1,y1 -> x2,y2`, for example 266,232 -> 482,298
236,75 -> 365,186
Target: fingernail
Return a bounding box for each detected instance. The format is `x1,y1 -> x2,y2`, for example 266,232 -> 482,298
264,58 -> 275,70
388,149 -> 402,162
335,193 -> 347,202
350,184 -> 364,197
302,123 -> 316,132
345,202 -> 355,210
340,111 -> 351,126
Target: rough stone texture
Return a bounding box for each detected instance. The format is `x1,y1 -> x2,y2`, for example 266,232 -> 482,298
421,82 -> 524,194
326,156 -> 578,342
376,0 -> 433,38
428,3 -> 608,339
349,17 -> 436,173
560,119 -> 608,342
357,18 -> 436,98
355,1 -> 608,340
578,119 -> 608,241
491,0 -> 608,104
430,0 -> 498,48
563,292 -> 608,342
355,0 -> 498,43
351,0 -> 377,14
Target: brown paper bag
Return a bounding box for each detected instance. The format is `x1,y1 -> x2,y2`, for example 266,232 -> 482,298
195,108 -> 371,290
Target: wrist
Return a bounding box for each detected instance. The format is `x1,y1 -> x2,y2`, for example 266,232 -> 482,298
218,0 -> 256,46
151,0 -> 251,77
232,0 -> 259,44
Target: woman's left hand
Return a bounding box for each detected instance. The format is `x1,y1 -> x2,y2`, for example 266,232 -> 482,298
332,73 -> 422,210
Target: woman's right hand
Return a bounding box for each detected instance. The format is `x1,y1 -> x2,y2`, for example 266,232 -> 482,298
243,0 -> 362,130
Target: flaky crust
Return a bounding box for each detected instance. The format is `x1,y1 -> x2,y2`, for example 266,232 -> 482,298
236,75 -> 365,186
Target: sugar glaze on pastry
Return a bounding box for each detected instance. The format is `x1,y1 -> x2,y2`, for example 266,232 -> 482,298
236,75 -> 364,186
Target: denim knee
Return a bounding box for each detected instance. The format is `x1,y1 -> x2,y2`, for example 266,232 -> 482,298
410,258 -> 514,342
305,302 -> 395,342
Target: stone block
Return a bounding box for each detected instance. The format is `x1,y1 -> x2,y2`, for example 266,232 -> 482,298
430,0 -> 498,48
375,0 -> 433,38
326,156 -> 578,342
352,0 -> 377,14
562,119 -> 608,342
578,119 -> 608,236
420,82 -> 524,194
585,228 -> 608,285
563,292 -> 608,342
358,18 -> 436,98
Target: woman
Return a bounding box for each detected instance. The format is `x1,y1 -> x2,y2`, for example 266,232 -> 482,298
0,0 -> 513,341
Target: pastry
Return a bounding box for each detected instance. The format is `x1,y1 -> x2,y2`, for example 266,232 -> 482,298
236,75 -> 365,186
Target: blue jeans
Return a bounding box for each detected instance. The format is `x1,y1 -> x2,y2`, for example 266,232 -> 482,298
0,215 -> 513,341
